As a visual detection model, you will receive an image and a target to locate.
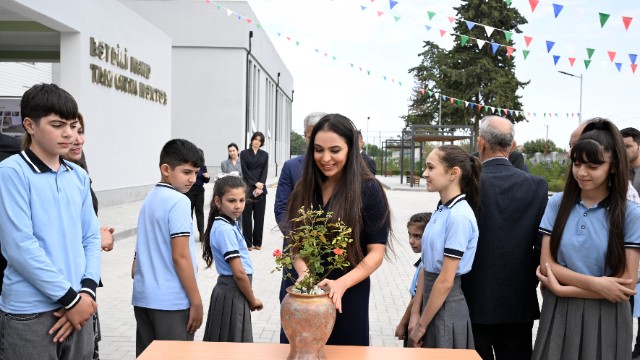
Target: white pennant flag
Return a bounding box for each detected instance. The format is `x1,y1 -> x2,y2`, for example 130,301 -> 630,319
477,39 -> 486,49
464,101 -> 469,107
485,26 -> 495,37
226,9 -> 233,16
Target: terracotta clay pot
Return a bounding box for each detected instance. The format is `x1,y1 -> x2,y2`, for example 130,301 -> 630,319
281,286 -> 336,360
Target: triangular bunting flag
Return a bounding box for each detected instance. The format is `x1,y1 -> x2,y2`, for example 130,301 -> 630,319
522,49 -> 530,59
367,70 -> 371,75
447,16 -> 456,23
546,40 -> 555,53
460,35 -> 469,46
509,110 -> 514,116
553,55 -> 560,65
504,31 -> 513,42
529,0 -> 539,12
466,21 -> 475,30
226,9 -> 233,16
295,41 -> 300,46
631,64 -> 638,73
630,54 -> 638,64
256,23 -> 262,29
524,36 -> 533,47
491,42 -> 500,54
456,99 -> 462,106
568,57 -> 576,67
615,62 -> 622,72
505,0 -> 512,5
599,13 -> 610,28
427,11 -> 436,21
502,109 -> 508,115
425,25 -> 432,31
361,5 -> 367,10
607,51 -> 616,62
428,90 -> 433,97
485,26 -> 495,37
419,88 -> 425,94
470,103 -> 476,108
450,98 -> 454,104
584,59 -> 591,69
389,0 -> 398,10
586,48 -> 595,59
506,46 -> 515,57
477,39 -> 486,49
478,104 -> 483,111
377,11 -> 384,16
442,95 -> 448,101
439,29 -> 447,37
394,16 -> 401,22
464,101 -> 469,107
216,4 -> 221,9
552,3 -> 564,18
622,16 -> 633,31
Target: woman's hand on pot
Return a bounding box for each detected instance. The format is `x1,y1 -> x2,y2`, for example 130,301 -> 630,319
317,278 -> 347,313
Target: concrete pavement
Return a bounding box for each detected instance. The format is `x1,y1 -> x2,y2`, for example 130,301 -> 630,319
95,176 -> 439,358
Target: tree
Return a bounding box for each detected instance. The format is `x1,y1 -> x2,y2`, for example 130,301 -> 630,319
405,0 -> 529,147
363,143 -> 381,158
522,139 -> 564,155
290,130 -> 306,156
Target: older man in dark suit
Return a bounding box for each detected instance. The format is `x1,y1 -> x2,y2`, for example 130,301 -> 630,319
462,116 -> 548,360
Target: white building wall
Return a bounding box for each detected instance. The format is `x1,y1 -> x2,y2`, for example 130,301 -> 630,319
3,0 -> 173,205
0,62 -> 52,95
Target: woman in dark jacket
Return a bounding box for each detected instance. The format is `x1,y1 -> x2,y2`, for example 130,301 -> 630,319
240,132 -> 269,250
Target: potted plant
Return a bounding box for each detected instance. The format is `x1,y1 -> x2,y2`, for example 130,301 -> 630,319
273,206 -> 353,360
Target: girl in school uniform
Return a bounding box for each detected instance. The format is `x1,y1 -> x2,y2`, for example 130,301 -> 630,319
534,118 -> 640,359
201,175 -> 263,342
408,145 -> 481,349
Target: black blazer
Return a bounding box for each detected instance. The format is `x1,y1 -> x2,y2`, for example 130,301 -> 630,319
240,148 -> 269,195
462,157 -> 548,324
362,153 -> 376,175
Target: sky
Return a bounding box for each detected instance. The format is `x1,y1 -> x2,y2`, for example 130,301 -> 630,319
239,0 -> 640,151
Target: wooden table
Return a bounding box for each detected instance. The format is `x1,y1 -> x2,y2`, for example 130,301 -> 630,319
138,341 -> 482,359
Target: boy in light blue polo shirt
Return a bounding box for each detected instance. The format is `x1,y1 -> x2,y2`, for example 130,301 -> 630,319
0,84 -> 101,359
132,139 -> 204,357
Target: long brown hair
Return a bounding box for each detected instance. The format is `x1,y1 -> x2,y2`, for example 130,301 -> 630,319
550,118 -> 629,276
435,145 -> 482,214
284,114 -> 392,266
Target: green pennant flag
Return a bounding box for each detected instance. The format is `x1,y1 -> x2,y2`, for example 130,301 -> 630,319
599,12 -> 610,28
216,4 -> 221,9
399,81 -> 402,86
427,90 -> 433,97
505,0 -> 512,5
332,56 -> 336,61
456,99 -> 462,106
394,16 -> 401,22
504,31 -> 513,42
497,107 -> 502,114
256,23 -> 262,29
584,59 -> 591,69
367,70 -> 371,75
586,48 -> 595,59
485,106 -> 490,112
460,35 -> 469,46
522,49 -> 530,59
295,41 -> 300,46
427,11 -> 436,21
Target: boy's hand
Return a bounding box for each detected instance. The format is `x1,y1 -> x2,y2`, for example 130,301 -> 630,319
187,301 -> 203,334
250,298 -> 263,311
66,294 -> 97,331
49,308 -> 74,342
100,226 -> 115,252
395,321 -> 407,340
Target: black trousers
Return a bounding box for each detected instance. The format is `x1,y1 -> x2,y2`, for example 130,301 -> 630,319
186,185 -> 205,238
472,321 -> 533,360
242,193 -> 266,247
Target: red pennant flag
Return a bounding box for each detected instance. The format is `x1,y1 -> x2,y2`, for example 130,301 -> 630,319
439,29 -> 447,37
503,109 -> 509,115
506,46 -> 515,57
622,16 -> 633,30
608,51 -> 616,62
568,57 -> 576,67
477,104 -> 483,111
632,64 -> 638,73
450,98 -> 454,104
286,37 -> 291,41
419,88 -> 426,94
246,19 -> 252,24
528,0 -> 539,12
377,11 -> 384,16
524,36 -> 533,47
447,16 -> 456,23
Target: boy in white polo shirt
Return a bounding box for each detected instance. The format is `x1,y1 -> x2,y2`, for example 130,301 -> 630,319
132,139 -> 204,356
0,83 -> 101,359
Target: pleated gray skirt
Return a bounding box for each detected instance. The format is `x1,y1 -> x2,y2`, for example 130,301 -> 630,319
421,271 -> 474,349
533,290 -> 632,360
203,275 -> 253,343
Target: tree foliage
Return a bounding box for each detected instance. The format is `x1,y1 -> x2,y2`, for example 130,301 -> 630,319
522,139 -> 564,155
290,130 -> 306,156
405,0 -> 529,139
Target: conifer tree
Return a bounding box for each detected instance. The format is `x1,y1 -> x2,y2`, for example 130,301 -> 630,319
406,0 -> 529,138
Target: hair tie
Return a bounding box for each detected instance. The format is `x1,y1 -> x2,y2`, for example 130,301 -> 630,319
469,155 -> 475,163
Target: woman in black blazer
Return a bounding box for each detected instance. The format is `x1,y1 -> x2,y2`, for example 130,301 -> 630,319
240,132 -> 269,250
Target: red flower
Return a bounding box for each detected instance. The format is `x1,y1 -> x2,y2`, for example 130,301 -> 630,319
333,248 -> 343,255
273,249 -> 283,257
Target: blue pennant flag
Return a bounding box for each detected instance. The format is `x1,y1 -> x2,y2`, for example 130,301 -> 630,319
552,3 -> 564,18
630,54 -> 638,64
615,62 -> 622,72
465,21 -> 475,30
425,25 -> 432,31
491,42 -> 499,54
442,95 -> 448,101
361,5 -> 366,10
389,0 -> 398,10
546,40 -> 555,53
470,103 -> 476,108
553,55 -> 561,65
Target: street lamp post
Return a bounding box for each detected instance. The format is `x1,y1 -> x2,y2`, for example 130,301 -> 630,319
366,116 -> 370,155
558,70 -> 583,125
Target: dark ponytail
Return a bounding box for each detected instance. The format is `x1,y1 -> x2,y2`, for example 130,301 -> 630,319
202,176 -> 246,268
436,145 -> 481,213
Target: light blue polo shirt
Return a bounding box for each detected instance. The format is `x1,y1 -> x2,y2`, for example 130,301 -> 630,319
132,183 -> 197,310
409,258 -> 423,297
422,194 -> 479,275
210,215 -> 254,276
0,149 -> 101,314
539,192 -> 640,276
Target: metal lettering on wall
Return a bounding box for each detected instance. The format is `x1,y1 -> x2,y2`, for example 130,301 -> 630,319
88,37 -> 167,105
